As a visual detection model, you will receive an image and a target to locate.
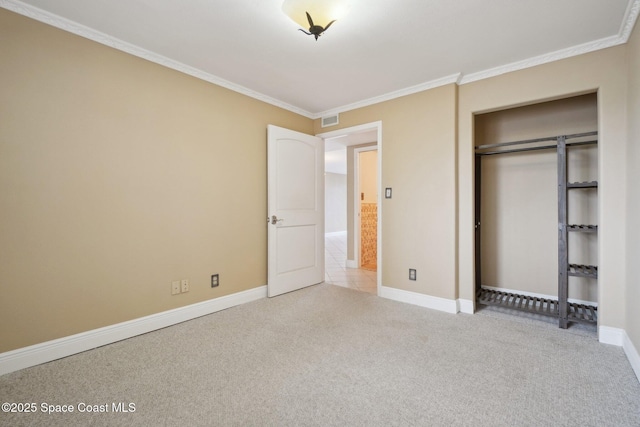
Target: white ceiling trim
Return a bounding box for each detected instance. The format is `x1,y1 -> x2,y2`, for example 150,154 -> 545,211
621,0 -> 640,40
460,0 -> 640,84
312,73 -> 462,119
3,0 -> 639,117
460,34 -> 623,84
0,0 -> 315,119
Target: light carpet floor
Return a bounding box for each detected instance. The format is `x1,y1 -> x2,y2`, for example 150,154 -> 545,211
1,283 -> 639,426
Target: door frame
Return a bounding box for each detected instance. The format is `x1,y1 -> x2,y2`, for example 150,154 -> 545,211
317,121 -> 382,294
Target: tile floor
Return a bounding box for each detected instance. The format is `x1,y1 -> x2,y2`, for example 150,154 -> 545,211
325,232 -> 378,294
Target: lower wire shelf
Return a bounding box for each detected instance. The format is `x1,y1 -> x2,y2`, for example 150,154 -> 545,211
476,287 -> 597,324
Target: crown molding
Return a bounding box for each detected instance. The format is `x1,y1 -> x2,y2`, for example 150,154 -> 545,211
3,0 -> 639,118
458,35 -> 622,85
0,0 -> 315,119
459,0 -> 640,85
621,0 -> 640,41
313,73 -> 462,119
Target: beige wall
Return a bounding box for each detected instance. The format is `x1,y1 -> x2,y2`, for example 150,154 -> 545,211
359,150 -> 378,204
475,94 -> 598,301
459,46 -> 628,329
317,85 -> 458,299
626,21 -> 640,356
0,9 -> 313,352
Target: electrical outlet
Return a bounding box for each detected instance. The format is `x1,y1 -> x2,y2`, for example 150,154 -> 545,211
211,274 -> 219,288
409,269 -> 417,281
171,281 -> 181,295
181,279 -> 189,293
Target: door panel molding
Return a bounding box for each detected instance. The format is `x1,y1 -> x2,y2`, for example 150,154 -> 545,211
267,125 -> 324,297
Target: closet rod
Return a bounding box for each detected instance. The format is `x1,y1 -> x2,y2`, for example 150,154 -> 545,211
475,131 -> 597,152
477,140 -> 597,156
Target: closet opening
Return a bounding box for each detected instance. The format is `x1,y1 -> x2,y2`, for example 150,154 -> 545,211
474,93 -> 598,330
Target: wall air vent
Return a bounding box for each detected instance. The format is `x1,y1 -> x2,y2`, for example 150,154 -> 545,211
321,114 -> 339,128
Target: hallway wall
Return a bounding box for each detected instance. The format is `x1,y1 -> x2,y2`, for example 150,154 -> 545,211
325,172 -> 347,233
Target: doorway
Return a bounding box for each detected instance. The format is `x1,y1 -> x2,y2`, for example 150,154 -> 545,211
319,122 -> 382,295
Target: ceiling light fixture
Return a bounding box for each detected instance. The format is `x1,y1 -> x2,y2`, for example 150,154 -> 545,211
282,0 -> 351,40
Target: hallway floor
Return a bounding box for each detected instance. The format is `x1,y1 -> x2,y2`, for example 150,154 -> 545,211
325,232 -> 377,295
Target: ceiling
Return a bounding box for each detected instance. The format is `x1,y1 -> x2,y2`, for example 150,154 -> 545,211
3,0 -> 639,118
325,129 -> 377,174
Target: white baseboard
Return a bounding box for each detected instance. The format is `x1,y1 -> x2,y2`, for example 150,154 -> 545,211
599,326 -> 625,346
599,326 -> 640,384
345,259 -> 358,269
457,299 -> 475,314
0,286 -> 267,376
380,286 -> 458,314
623,332 -> 640,383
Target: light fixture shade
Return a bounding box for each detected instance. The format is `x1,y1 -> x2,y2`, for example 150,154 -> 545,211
282,0 -> 351,30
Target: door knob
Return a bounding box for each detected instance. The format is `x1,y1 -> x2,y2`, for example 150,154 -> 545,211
271,215 -> 284,225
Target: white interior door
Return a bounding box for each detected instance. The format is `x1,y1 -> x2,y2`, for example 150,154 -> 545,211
267,125 -> 324,297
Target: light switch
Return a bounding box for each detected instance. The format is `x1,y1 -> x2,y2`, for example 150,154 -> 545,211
385,188 -> 392,199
